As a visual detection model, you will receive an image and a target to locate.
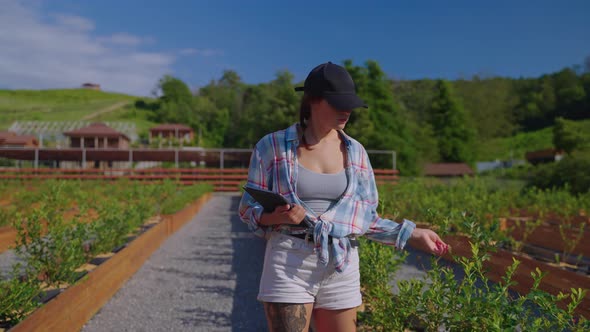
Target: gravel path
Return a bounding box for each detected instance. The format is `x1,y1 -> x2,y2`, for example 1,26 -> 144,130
82,193 -> 267,332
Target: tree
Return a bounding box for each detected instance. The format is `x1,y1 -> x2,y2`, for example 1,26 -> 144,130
149,75 -> 230,147
341,60 -> 375,146
343,60 -> 419,174
151,75 -> 195,124
193,96 -> 228,147
553,68 -> 586,119
157,75 -> 193,104
238,84 -> 275,147
553,117 -> 585,154
199,70 -> 246,147
430,80 -> 476,163
454,77 -> 519,139
393,79 -> 446,165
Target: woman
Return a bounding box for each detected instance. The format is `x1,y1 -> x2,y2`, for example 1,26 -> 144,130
239,61 -> 448,332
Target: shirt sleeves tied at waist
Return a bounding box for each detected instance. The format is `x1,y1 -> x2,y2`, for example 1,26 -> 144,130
313,220 -> 357,273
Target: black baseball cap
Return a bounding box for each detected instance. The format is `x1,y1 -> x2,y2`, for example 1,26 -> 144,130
295,62 -> 368,111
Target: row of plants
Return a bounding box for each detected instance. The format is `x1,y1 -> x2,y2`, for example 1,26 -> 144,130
380,176 -> 589,225
358,234 -> 589,331
0,180 -> 212,328
356,177 -> 589,331
379,177 -> 589,264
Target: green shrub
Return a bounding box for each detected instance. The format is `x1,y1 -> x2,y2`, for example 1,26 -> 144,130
527,155 -> 590,195
0,264 -> 42,327
358,226 -> 590,331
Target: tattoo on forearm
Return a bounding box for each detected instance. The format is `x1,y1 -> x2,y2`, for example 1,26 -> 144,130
264,303 -> 308,332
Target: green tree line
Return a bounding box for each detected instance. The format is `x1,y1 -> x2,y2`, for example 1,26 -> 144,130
136,58 -> 590,175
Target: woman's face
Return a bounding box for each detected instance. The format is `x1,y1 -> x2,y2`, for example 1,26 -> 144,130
310,99 -> 352,131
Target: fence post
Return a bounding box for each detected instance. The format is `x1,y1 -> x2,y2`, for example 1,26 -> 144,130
220,150 -> 224,170
82,149 -> 86,169
129,149 -> 133,171
34,149 -> 39,169
175,149 -> 178,168
392,151 -> 396,170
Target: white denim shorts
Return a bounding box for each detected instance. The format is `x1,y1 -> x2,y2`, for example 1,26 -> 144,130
257,232 -> 362,310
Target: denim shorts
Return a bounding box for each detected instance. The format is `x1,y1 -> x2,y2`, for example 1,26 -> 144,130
257,232 -> 362,310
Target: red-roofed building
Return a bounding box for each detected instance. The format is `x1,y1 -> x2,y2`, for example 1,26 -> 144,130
81,83 -> 101,90
149,124 -> 194,145
525,148 -> 564,165
64,123 -> 130,149
0,131 -> 16,145
424,163 -> 474,178
0,131 -> 39,148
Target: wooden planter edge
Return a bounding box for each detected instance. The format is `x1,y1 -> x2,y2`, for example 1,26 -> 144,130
9,192 -> 213,332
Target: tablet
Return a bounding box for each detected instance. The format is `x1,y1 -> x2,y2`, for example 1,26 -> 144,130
243,186 -> 314,228
243,186 -> 290,212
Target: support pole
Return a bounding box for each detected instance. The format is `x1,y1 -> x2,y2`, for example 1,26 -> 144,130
129,149 -> 133,173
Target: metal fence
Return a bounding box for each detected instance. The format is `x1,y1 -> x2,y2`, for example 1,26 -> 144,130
0,147 -> 396,170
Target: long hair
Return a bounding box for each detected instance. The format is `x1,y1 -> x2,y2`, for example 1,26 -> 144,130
299,94 -> 321,130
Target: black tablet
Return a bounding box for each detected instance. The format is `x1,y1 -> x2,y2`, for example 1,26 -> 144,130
243,186 -> 290,212
243,186 -> 314,228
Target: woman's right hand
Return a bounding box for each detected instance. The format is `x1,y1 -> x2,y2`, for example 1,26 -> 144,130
259,204 -> 307,226
408,228 -> 449,256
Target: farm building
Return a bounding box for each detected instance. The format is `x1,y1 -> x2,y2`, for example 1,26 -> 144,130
81,83 -> 101,90
149,124 -> 194,145
64,123 -> 130,149
423,163 -> 474,178
0,131 -> 39,148
525,148 -> 565,165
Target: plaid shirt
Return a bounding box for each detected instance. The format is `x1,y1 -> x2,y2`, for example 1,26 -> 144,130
238,123 -> 416,272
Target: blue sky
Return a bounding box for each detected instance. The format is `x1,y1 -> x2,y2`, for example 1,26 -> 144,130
1,0 -> 589,96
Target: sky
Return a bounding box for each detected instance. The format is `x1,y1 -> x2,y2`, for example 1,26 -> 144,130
1,0 -> 589,96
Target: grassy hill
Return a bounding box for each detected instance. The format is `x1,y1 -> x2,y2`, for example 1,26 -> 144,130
0,89 -> 157,134
475,119 -> 590,161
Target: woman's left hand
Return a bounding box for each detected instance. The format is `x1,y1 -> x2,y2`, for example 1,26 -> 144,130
408,228 -> 449,256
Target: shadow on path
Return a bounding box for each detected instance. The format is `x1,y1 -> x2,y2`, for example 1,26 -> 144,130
228,195 -> 267,331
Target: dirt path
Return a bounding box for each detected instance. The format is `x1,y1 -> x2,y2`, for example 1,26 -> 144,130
82,100 -> 131,120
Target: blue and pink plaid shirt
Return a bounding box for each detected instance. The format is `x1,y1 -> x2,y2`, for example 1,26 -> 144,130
238,123 -> 416,272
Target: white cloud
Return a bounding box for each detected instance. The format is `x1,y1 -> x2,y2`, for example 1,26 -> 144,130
52,14 -> 95,31
0,0 -> 176,96
179,48 -> 224,57
97,33 -> 155,47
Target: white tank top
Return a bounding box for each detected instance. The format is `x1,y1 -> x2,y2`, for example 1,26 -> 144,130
296,164 -> 347,215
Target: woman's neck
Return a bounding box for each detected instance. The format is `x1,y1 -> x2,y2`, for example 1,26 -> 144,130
302,123 -> 338,146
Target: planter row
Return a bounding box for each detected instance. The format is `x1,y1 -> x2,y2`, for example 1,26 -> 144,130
438,233 -> 590,319
8,193 -> 212,332
501,217 -> 590,259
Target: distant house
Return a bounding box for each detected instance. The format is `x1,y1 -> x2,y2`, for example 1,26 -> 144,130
63,122 -> 130,149
0,131 -> 39,148
0,131 -> 16,145
149,124 -> 194,145
81,83 -> 101,90
424,163 -> 475,178
525,148 -> 565,165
